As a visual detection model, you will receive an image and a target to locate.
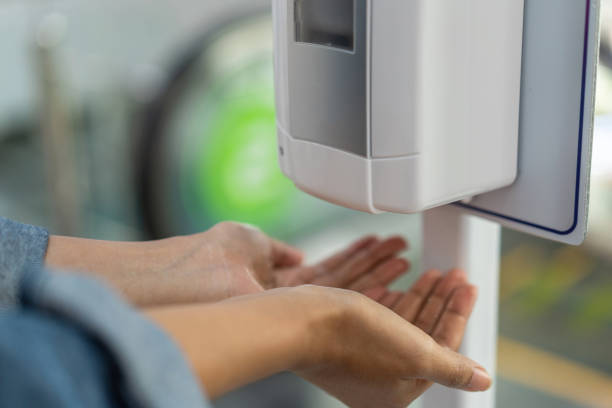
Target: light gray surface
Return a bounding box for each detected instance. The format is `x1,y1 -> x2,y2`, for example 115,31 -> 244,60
287,0 -> 368,156
421,208 -> 501,408
458,0 -> 599,245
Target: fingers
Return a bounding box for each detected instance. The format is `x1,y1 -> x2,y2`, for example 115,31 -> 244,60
413,269 -> 467,334
410,275 -> 486,392
316,236 -> 379,272
317,236 -> 408,288
361,286 -> 388,302
393,270 -> 442,322
271,236 -> 378,287
270,239 -> 304,268
431,285 -> 478,350
363,288 -> 403,309
422,345 -> 492,392
379,291 -> 404,308
349,258 -> 410,293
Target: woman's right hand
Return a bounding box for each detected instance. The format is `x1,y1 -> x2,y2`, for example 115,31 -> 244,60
294,269 -> 488,408
149,269 -> 488,407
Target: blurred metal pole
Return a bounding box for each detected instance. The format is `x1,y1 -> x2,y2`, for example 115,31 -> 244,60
33,13 -> 81,235
421,206 -> 501,408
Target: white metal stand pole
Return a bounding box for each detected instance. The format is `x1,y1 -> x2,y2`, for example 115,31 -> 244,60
420,206 -> 501,408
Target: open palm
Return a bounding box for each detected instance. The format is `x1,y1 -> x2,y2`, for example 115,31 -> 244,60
273,235 -> 410,297
300,269 -> 480,408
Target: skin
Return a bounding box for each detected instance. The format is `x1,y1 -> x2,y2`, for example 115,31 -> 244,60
45,222 -> 491,406
149,273 -> 489,408
45,222 -> 410,306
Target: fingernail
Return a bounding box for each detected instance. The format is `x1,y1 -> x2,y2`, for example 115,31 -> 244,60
467,368 -> 492,391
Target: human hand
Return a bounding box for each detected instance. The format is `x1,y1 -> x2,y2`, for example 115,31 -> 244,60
274,234 -> 409,292
148,270 -> 484,405
295,269 -> 486,408
168,222 -> 409,302
45,222 -> 409,307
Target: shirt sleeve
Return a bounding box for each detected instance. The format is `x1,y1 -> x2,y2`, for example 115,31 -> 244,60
0,217 -> 49,309
0,309 -> 131,408
19,267 -> 210,408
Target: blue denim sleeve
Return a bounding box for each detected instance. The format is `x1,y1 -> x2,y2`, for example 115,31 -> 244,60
0,217 -> 49,308
0,309 -> 130,408
8,268 -> 211,408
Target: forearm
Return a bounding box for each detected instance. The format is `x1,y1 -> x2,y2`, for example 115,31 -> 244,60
146,288 -> 323,399
45,235 -> 156,275
45,235 -> 221,306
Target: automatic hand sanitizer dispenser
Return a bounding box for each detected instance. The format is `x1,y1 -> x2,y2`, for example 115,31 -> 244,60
273,0 -> 525,213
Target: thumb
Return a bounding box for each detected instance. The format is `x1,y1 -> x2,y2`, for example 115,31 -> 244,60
423,344 -> 492,392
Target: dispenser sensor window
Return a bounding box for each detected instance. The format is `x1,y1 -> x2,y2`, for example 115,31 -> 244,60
295,0 -> 355,51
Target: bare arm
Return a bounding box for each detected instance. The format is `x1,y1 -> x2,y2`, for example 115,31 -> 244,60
147,277 -> 490,407
146,288 -> 316,398
45,234 -> 227,306
46,223 -> 410,307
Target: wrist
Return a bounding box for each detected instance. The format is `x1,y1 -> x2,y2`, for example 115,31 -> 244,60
287,286 -> 358,371
45,235 -> 173,305
147,288 -> 333,397
45,235 -> 149,272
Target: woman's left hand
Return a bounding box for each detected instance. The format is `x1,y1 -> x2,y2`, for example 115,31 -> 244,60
46,222 -> 410,307
161,222 -> 410,303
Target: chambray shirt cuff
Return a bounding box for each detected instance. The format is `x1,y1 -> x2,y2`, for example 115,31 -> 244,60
0,217 -> 49,309
20,268 -> 210,408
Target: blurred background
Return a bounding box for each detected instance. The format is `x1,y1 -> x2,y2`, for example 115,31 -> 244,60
0,1 -> 611,407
